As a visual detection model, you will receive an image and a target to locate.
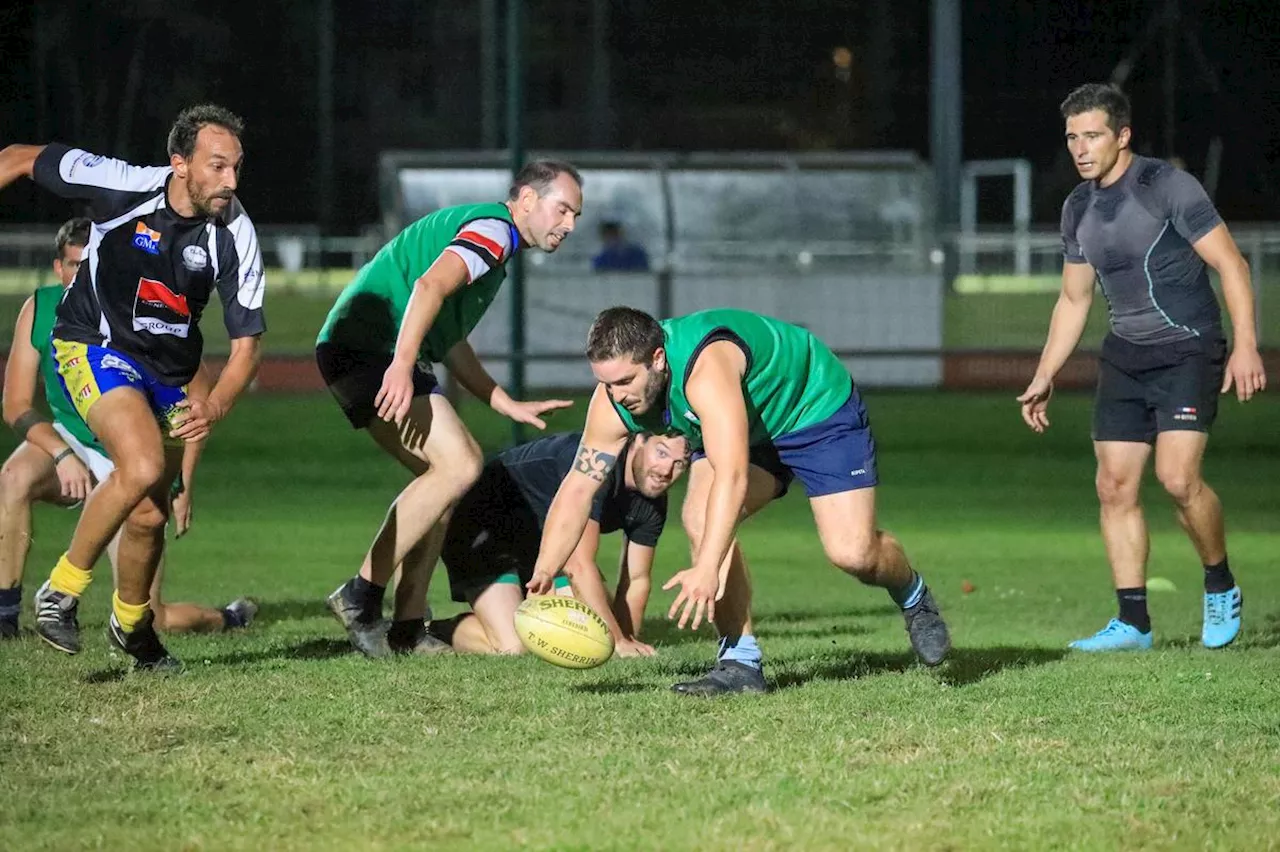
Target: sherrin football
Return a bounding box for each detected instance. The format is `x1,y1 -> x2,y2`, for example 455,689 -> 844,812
514,596 -> 615,669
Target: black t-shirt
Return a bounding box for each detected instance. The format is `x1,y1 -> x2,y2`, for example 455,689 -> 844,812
497,431 -> 667,546
33,144 -> 266,385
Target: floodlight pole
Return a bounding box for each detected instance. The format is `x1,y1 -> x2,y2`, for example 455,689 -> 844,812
930,0 -> 962,288
507,0 -> 527,445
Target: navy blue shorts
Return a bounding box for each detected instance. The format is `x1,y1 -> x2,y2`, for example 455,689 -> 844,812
692,390 -> 878,498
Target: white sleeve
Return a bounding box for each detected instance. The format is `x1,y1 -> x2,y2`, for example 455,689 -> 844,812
442,218 -> 516,283
33,144 -> 169,198
214,200 -> 266,338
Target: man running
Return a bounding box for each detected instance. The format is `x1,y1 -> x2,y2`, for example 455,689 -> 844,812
0,104 -> 266,670
0,218 -> 256,639
316,160 -> 582,658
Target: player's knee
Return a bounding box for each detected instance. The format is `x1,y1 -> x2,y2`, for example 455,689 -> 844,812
0,458 -> 40,506
115,453 -> 167,497
439,445 -> 484,497
1095,470 -> 1139,507
827,535 -> 880,582
125,499 -> 169,533
1155,466 -> 1199,505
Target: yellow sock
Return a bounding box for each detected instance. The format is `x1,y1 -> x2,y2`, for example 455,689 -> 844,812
112,591 -> 150,634
48,554 -> 93,598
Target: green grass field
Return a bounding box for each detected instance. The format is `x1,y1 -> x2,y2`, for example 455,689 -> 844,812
2,391 -> 1278,850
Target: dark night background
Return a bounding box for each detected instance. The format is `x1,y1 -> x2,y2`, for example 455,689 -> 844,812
2,0 -> 1278,232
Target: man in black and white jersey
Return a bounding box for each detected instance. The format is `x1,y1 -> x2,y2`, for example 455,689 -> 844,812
1018,84 -> 1266,652
0,104 -> 265,670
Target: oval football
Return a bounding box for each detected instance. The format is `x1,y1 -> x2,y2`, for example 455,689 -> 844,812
514,596 -> 615,669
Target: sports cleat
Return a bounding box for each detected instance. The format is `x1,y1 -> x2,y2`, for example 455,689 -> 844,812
671,660 -> 769,697
1202,586 -> 1242,649
34,581 -> 81,654
107,611 -> 183,673
0,618 -> 18,639
1068,617 -> 1153,652
389,627 -> 454,657
221,597 -> 259,629
326,580 -> 391,658
903,586 -> 951,666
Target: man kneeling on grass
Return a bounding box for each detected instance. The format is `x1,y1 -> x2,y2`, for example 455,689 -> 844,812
427,430 -> 689,656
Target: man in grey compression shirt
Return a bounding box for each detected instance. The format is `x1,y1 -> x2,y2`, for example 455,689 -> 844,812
1018,82 -> 1266,652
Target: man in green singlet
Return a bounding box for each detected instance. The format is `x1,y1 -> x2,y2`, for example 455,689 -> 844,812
316,160 -> 583,658
527,306 -> 951,695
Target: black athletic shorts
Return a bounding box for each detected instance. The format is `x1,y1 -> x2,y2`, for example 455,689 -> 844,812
440,462 -> 541,603
315,343 -> 442,428
1092,332 -> 1227,443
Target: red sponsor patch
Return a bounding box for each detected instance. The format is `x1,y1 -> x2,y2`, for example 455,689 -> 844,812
137,277 -> 189,317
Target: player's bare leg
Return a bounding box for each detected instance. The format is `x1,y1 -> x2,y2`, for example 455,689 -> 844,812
1154,431 -> 1240,648
0,444 -> 63,636
1069,440 -> 1154,651
35,389 -> 167,655
104,446 -> 185,671
328,393 -> 482,657
106,534 -> 254,634
467,583 -> 527,654
810,487 -> 950,665
670,459 -> 776,695
387,519 -> 451,655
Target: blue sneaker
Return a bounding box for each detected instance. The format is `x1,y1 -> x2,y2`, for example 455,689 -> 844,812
1068,618 -> 1153,652
1202,586 -> 1242,649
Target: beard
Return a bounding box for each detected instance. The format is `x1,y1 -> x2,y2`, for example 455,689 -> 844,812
637,363 -> 669,415
189,179 -> 232,219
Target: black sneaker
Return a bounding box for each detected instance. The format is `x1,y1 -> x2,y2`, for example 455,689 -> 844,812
672,660 -> 769,697
326,579 -> 391,658
0,618 -> 18,639
34,581 -> 80,654
107,611 -> 183,673
220,597 -> 259,629
903,586 -> 950,666
387,617 -> 454,656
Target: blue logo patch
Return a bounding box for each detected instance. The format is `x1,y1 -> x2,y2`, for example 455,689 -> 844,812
132,222 -> 161,256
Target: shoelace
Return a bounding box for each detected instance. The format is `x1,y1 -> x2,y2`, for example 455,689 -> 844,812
37,593 -> 75,622
1204,595 -> 1230,626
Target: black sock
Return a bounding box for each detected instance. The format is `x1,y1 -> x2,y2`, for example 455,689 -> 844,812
1116,587 -> 1150,633
351,576 -> 386,622
0,585 -> 20,620
1204,557 -> 1235,594
388,618 -> 425,646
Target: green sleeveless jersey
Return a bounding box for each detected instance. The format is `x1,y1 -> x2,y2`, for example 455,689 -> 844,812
31,286 -> 103,453
316,202 -> 518,362
610,309 -> 852,449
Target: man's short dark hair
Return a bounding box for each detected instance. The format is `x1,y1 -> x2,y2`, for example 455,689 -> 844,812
508,159 -> 583,200
54,217 -> 91,261
586,306 -> 664,363
167,104 -> 245,160
1060,83 -> 1132,134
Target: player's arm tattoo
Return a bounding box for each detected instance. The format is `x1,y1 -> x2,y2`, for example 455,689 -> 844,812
574,443 -> 618,482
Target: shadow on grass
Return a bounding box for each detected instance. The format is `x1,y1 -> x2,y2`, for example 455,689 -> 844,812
568,681 -> 653,695
204,637 -> 356,666
641,606 -> 891,649
84,667 -> 128,684
772,645 -> 1070,691
253,598 -> 333,624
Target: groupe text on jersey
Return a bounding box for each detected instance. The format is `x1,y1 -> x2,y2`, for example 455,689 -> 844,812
33,144 -> 266,386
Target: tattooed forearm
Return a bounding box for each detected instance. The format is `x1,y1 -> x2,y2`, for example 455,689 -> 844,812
574,444 -> 618,482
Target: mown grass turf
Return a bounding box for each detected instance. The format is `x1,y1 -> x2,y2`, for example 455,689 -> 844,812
1,391 -> 1278,851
